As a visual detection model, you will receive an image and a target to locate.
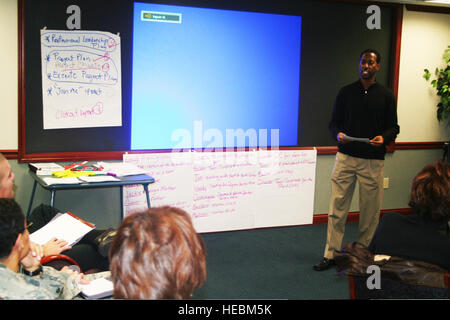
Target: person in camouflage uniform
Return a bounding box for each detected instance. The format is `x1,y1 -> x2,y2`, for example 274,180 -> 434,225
0,263 -> 108,299
0,198 -> 109,299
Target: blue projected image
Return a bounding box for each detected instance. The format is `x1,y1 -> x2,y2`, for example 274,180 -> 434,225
131,2 -> 301,150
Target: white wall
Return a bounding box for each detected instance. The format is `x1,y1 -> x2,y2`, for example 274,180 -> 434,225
0,0 -> 18,149
396,7 -> 450,142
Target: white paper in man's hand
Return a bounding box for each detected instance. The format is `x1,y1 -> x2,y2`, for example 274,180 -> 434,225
342,134 -> 371,143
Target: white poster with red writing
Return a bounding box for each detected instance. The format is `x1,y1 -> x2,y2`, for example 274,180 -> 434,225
40,29 -> 122,129
123,149 -> 317,233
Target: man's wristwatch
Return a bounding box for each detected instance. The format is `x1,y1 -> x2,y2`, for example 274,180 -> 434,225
21,265 -> 43,277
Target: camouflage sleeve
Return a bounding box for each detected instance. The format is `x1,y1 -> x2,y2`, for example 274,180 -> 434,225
41,268 -> 111,300
40,266 -> 81,299
0,265 -> 66,299
85,271 -> 111,282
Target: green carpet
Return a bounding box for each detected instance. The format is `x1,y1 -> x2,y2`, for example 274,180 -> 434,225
193,222 -> 359,299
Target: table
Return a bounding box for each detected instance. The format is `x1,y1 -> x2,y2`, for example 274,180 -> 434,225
27,171 -> 155,220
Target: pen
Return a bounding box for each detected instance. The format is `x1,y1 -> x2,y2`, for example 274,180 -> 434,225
107,172 -> 117,177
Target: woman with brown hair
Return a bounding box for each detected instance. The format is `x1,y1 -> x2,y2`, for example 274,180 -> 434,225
368,159 -> 450,271
109,206 -> 206,299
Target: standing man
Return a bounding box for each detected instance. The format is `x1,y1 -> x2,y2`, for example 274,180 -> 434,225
313,49 -> 399,271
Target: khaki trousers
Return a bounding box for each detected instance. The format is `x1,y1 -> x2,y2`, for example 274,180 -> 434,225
323,152 -> 384,259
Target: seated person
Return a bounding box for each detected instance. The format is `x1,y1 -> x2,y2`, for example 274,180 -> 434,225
0,153 -> 114,272
368,160 -> 450,271
109,206 -> 206,299
0,198 -> 110,299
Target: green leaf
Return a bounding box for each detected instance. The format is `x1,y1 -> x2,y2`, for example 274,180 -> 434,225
423,46 -> 450,124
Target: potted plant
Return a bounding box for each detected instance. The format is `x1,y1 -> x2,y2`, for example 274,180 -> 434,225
423,45 -> 450,127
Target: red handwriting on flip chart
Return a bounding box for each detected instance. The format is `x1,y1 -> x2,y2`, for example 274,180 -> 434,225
55,102 -> 104,120
107,38 -> 120,49
123,151 -> 317,222
191,153 -> 256,219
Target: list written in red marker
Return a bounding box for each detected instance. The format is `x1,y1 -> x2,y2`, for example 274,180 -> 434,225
40,30 -> 122,129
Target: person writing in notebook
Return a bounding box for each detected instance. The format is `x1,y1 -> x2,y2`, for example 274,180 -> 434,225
0,153 -> 114,271
0,198 -> 112,299
313,49 -> 399,271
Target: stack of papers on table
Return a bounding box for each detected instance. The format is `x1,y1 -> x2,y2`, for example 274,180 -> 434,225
30,212 -> 95,247
42,177 -> 82,185
96,162 -> 146,177
78,175 -> 120,183
29,163 -> 65,176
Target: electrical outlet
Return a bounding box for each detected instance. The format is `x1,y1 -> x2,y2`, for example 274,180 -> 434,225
383,177 -> 389,189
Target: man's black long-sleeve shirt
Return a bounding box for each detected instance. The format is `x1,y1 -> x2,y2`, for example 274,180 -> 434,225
329,80 -> 400,160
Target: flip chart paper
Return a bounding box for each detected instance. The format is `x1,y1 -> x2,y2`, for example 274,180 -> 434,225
41,30 -> 122,129
123,150 -> 316,233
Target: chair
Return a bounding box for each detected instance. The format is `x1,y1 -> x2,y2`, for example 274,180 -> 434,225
348,273 -> 450,299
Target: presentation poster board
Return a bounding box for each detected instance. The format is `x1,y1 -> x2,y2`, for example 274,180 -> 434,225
123,149 -> 317,233
40,29 -> 122,130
